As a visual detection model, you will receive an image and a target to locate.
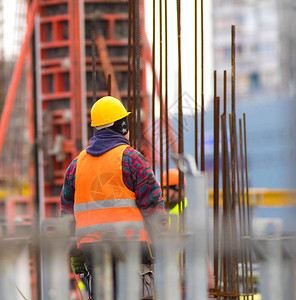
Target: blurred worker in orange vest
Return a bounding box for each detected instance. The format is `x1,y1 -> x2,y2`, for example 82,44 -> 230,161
60,96 -> 166,299
162,168 -> 214,290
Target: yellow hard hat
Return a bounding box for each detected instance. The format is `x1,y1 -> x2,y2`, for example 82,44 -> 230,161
91,96 -> 131,127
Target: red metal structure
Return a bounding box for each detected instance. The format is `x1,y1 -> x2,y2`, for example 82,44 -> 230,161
34,0 -> 147,218
37,0 -> 84,217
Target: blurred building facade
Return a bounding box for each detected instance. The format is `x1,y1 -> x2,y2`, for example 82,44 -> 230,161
212,0 -> 296,100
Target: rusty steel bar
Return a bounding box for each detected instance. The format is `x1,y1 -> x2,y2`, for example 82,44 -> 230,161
223,70 -> 227,115
164,0 -> 169,203
239,118 -> 250,298
213,71 -> 219,291
234,115 -> 246,297
141,31 -> 179,155
159,0 -> 163,189
221,114 -> 233,294
222,71 -> 227,293
176,0 -> 184,217
243,113 -> 254,299
91,31 -> 97,106
221,70 -> 228,294
107,74 -> 111,96
135,0 -> 141,152
194,0 -> 198,168
151,0 -> 156,171
176,0 -> 185,286
127,0 -> 133,145
229,114 -> 239,298
231,25 -> 236,115
213,98 -> 220,292
230,24 -> 239,297
200,0 -> 205,171
132,0 -> 137,149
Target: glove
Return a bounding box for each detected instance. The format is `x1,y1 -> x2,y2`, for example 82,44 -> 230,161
70,253 -> 88,276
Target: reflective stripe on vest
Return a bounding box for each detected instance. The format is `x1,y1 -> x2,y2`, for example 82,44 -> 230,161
74,144 -> 150,246
74,198 -> 138,213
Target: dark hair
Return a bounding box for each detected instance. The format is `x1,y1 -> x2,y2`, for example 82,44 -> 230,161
108,116 -> 129,136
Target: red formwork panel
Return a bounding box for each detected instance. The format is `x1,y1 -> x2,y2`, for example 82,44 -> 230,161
5,196 -> 34,235
37,0 -> 150,214
38,0 -> 83,219
34,0 -> 148,298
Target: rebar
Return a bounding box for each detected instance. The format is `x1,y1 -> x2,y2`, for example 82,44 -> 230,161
164,0 -> 169,202
91,31 -> 97,106
159,0 -> 163,189
239,118 -> 250,299
132,0 -> 137,148
127,0 -> 133,145
229,114 -> 239,298
135,0 -> 141,152
213,71 -> 219,291
200,0 -> 205,171
194,0 -> 198,168
221,114 -> 231,294
223,70 -> 227,115
176,0 -> 184,221
107,74 -> 111,96
176,0 -> 185,286
152,0 -> 156,171
230,24 -> 239,297
234,114 -> 246,297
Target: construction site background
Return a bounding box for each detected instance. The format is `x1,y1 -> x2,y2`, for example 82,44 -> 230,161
0,0 -> 295,299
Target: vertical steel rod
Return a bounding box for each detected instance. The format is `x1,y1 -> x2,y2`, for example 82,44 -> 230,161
221,114 -> 233,294
200,0 -> 205,171
164,0 -> 169,201
152,0 -> 156,171
229,114 -> 239,298
135,0 -> 141,152
221,70 -> 228,295
91,31 -> 97,106
223,70 -> 227,115
159,0 -> 163,189
194,0 -> 198,168
231,24 -> 239,297
220,115 -> 227,293
213,91 -> 220,291
127,0 -> 133,145
239,118 -> 250,298
234,115 -> 246,297
107,74 -> 111,96
132,0 -> 137,148
176,0 -> 184,220
176,0 -> 185,286
243,113 -> 254,299
213,70 -> 218,291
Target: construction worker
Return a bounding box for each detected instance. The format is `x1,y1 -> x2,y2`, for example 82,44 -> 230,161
60,96 -> 166,299
162,168 -> 214,290
162,168 -> 187,217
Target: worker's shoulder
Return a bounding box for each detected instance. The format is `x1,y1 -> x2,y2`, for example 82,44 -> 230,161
66,156 -> 78,173
123,146 -> 148,163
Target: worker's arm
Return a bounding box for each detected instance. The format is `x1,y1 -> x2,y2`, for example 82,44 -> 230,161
122,147 -> 167,229
60,157 -> 77,217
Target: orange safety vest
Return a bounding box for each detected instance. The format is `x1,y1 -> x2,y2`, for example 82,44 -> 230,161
74,144 -> 150,247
